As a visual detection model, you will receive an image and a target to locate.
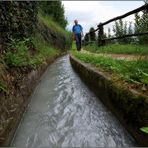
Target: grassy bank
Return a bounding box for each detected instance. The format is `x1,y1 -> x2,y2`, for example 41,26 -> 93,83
0,12 -> 72,146
2,13 -> 71,69
84,43 -> 148,55
0,14 -> 72,94
4,36 -> 59,69
38,13 -> 71,37
71,50 -> 148,94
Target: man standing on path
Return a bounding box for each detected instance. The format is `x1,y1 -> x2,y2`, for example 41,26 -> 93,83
72,20 -> 83,51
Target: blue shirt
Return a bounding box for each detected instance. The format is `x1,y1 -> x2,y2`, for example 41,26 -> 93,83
72,24 -> 83,34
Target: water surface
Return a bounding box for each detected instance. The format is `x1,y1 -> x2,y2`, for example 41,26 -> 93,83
12,55 -> 136,147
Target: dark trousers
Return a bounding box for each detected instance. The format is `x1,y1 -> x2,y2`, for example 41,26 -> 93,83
75,33 -> 81,51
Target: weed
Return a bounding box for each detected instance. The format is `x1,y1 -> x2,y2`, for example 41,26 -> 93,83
140,127 -> 148,134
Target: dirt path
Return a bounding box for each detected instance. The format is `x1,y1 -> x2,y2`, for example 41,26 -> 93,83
82,50 -> 147,61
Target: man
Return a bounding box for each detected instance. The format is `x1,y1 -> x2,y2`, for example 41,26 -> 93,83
72,20 -> 83,51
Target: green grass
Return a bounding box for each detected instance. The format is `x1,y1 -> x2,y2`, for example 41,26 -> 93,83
84,43 -> 148,55
4,35 -> 59,69
38,13 -> 72,50
38,13 -> 71,37
140,127 -> 148,134
71,50 -> 148,85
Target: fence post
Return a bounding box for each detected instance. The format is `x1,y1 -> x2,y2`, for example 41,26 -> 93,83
98,23 -> 105,46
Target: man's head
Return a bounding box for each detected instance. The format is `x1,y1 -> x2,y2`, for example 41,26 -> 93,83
74,19 -> 78,25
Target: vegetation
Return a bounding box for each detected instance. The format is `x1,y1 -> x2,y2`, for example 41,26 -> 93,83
1,1 -> 71,69
39,1 -> 67,29
0,1 -> 38,49
4,37 -> 58,69
89,27 -> 96,41
0,82 -> 7,93
140,127 -> 148,134
0,1 -> 70,51
84,43 -> 148,55
71,50 -> 148,85
84,2 -> 148,45
113,19 -> 129,43
134,8 -> 148,44
38,13 -> 70,37
84,34 -> 90,43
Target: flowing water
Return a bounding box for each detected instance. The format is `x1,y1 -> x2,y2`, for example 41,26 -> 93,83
11,55 -> 136,147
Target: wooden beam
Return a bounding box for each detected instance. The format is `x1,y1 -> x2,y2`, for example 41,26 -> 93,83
102,31 -> 148,41
98,4 -> 148,27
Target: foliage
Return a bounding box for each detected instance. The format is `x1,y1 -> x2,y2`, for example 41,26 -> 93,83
107,28 -> 111,38
140,127 -> 148,134
38,13 -> 72,50
89,27 -> 96,41
84,43 -> 148,55
4,36 -> 58,69
134,9 -> 148,44
30,35 -> 58,69
113,19 -> 130,43
39,1 -> 67,29
3,7 -> 72,68
0,1 -> 70,53
38,13 -> 70,37
84,34 -> 90,43
4,39 -> 30,67
0,1 -> 38,48
71,50 -> 148,85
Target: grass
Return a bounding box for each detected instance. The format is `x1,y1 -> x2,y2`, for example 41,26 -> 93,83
71,50 -> 148,85
30,34 -> 59,68
140,127 -> 148,134
38,13 -> 72,50
4,13 -> 73,69
84,43 -> 148,55
38,13 -> 71,37
4,35 -> 59,69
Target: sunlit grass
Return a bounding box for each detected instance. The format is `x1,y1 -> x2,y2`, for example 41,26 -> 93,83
84,43 -> 148,55
71,50 -> 148,85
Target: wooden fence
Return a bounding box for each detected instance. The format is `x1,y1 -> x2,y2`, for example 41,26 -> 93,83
85,3 -> 148,46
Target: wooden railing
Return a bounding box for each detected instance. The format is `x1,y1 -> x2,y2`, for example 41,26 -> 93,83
85,3 -> 148,46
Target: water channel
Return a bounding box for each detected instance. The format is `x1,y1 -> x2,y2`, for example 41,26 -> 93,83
11,55 -> 136,147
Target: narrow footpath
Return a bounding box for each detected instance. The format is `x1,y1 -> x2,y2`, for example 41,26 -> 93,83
11,55 -> 136,147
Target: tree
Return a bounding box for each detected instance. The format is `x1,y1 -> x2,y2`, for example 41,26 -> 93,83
107,28 -> 111,38
127,21 -> 134,43
89,27 -> 96,41
134,9 -> 148,44
134,13 -> 141,34
113,19 -> 129,44
84,33 -> 89,44
39,1 -> 67,29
